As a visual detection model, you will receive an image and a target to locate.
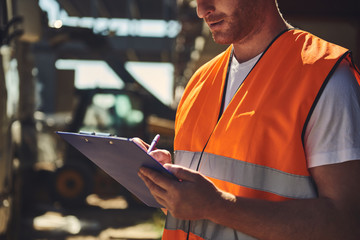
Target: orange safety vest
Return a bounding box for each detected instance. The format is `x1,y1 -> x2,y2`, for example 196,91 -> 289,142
163,29 -> 359,240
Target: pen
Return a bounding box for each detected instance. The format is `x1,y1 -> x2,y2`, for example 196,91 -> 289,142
147,134 -> 160,153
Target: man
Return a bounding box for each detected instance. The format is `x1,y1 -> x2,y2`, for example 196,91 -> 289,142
136,0 -> 360,239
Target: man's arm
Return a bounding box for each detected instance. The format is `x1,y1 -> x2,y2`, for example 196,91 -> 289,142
138,160 -> 360,240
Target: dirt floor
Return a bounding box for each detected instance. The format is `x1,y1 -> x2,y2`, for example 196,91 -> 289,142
19,193 -> 165,240
9,162 -> 166,240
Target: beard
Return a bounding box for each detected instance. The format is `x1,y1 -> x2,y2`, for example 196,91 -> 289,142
205,2 -> 264,45
210,23 -> 242,45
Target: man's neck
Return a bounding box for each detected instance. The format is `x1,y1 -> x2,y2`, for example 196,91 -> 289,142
233,10 -> 292,63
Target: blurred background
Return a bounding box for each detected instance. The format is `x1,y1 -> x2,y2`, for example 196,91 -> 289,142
0,0 -> 359,239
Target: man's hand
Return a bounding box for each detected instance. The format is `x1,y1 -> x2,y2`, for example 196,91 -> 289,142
132,137 -> 172,165
139,160 -> 360,239
138,164 -> 232,220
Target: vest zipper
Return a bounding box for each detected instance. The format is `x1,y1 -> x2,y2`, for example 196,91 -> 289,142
186,221 -> 191,240
186,49 -> 234,239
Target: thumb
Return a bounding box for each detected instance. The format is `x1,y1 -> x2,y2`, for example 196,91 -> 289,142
164,164 -> 199,182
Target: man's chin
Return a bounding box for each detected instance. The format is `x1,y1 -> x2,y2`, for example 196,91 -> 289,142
211,35 -> 232,45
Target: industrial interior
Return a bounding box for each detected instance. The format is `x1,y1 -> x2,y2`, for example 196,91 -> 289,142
0,0 -> 359,239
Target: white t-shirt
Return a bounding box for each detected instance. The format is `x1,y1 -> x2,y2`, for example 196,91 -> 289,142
225,54 -> 360,168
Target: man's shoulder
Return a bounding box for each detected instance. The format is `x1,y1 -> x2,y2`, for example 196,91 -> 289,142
287,29 -> 348,59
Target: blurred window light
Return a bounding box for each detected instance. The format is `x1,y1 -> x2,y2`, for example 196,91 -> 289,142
38,0 -> 60,24
125,62 -> 174,106
3,57 -> 20,118
38,0 -> 181,38
93,94 -> 116,109
55,60 -> 125,89
55,60 -> 174,106
53,20 -> 63,29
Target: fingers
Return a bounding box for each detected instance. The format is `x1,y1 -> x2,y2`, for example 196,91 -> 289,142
139,167 -> 177,190
132,138 -> 172,165
132,137 -> 149,152
164,164 -> 201,182
149,149 -> 172,165
138,169 -> 167,194
139,165 -> 220,220
138,168 -> 170,208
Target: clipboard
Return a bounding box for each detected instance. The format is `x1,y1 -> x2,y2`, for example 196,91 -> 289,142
56,131 -> 177,208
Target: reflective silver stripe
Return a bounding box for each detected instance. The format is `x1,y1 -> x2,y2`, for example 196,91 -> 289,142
174,151 -> 203,169
166,213 -> 257,240
165,214 -> 189,233
175,150 -> 317,199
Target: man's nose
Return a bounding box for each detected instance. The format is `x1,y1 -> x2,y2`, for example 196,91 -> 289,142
196,0 -> 215,19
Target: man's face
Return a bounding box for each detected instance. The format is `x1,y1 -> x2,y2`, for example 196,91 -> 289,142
196,0 -> 266,45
